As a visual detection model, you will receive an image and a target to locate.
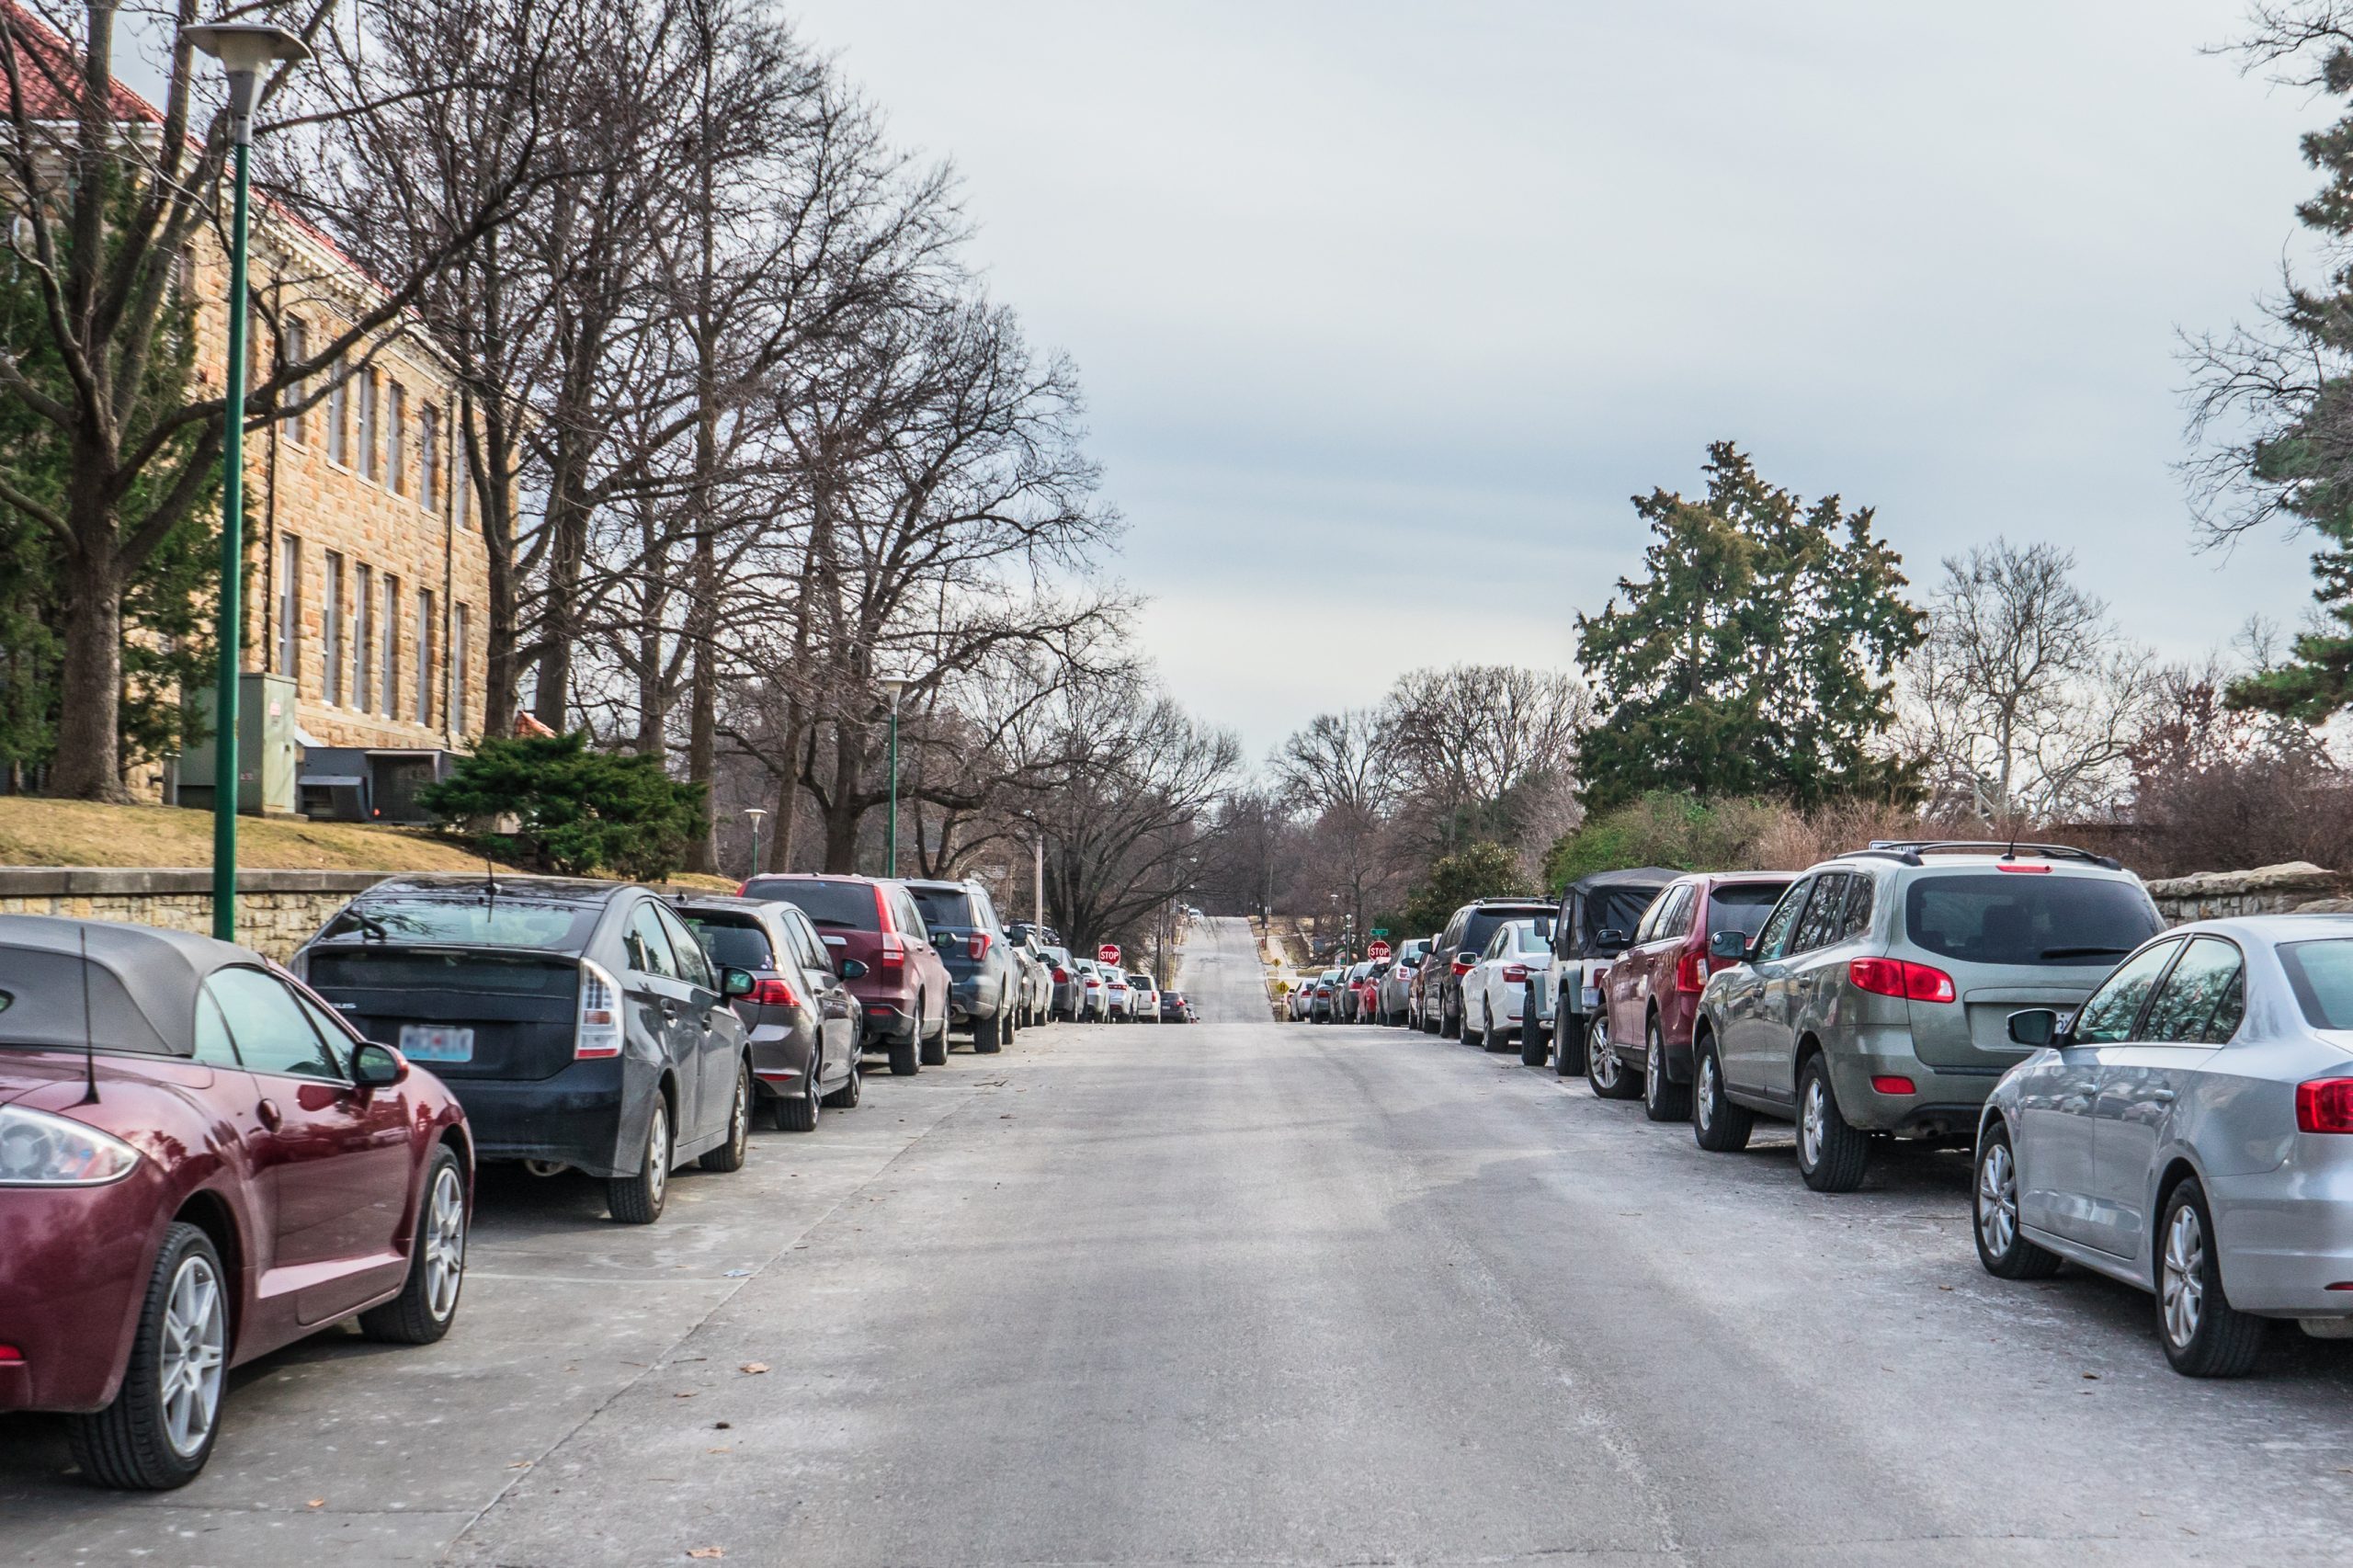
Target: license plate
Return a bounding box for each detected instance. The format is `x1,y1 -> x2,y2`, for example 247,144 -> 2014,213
399,1024 -> 474,1062
1581,986 -> 1602,1012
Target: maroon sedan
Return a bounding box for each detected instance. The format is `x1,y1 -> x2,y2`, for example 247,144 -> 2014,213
0,916 -> 472,1489
740,875 -> 951,1076
1597,871 -> 1793,1120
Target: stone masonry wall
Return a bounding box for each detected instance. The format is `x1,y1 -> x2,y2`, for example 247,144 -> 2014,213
0,869 -> 392,960
2143,862 -> 2351,926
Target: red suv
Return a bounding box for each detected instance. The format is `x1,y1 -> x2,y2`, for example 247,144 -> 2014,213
741,876 -> 950,1076
1597,872 -> 1792,1121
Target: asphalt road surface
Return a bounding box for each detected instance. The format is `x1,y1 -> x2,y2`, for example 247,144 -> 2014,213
7,915 -> 2353,1566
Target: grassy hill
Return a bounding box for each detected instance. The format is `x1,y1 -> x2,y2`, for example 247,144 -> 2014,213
0,796 -> 527,872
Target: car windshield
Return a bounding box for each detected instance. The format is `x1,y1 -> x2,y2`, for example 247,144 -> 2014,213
317,894 -> 599,952
680,916 -> 772,971
908,886 -> 977,929
1904,874 -> 2161,968
1463,907 -> 1552,954
1707,883 -> 1790,940
2279,938 -> 2353,1029
745,879 -> 878,929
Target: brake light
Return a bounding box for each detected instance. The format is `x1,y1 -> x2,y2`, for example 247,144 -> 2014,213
1871,1075 -> 1917,1096
1675,950 -> 1709,994
2297,1078 -> 2353,1134
969,931 -> 993,961
1052,967 -> 1069,983
746,978 -> 801,1008
1995,863 -> 2052,873
575,960 -> 623,1058
1502,964 -> 1529,984
878,933 -> 905,971
735,881 -> 750,895
1847,958 -> 1956,1004
0,1345 -> 20,1364
1451,959 -> 1472,976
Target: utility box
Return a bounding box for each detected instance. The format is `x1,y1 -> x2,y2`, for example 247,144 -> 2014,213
177,672 -> 301,816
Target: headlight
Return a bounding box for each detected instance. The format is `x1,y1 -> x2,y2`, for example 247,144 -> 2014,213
0,1105 -> 142,1186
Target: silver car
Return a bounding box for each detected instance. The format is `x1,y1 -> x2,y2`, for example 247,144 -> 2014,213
1974,915 -> 2353,1376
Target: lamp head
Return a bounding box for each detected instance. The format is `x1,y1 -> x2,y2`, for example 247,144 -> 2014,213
182,24 -> 309,144
742,807 -> 769,824
879,676 -> 909,705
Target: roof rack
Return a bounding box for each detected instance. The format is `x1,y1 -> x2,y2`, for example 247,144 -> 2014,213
1839,840 -> 2122,872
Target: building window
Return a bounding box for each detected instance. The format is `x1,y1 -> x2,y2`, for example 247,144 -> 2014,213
381,573 -> 401,718
354,563 -> 374,710
415,587 -> 435,726
419,405 -> 439,514
358,369 -> 378,482
281,318 -> 307,446
323,551 -> 344,704
453,450 -> 469,530
387,381 -> 406,495
276,535 -> 301,682
453,603 -> 470,734
326,365 -> 347,466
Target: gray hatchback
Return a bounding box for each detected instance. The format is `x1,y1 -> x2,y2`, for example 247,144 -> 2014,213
1688,843 -> 2165,1192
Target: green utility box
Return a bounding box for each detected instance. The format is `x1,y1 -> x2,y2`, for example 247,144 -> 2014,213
177,672 -> 301,816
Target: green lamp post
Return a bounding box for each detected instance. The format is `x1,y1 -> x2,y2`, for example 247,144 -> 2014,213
880,676 -> 907,875
183,21 -> 309,941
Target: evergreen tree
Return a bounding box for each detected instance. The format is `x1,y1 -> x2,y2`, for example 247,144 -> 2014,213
1575,443 -> 1922,811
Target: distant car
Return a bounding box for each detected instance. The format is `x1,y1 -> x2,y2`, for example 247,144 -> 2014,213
1039,944 -> 1080,1020
1127,972 -> 1162,1021
672,896 -> 864,1131
1159,989 -> 1195,1022
1692,843 -> 2164,1192
297,874 -> 755,1224
1010,935 -> 1053,1027
1286,979 -> 1313,1021
1073,959 -> 1109,1021
741,875 -> 951,1074
1546,868 -> 1681,1075
1978,915 -> 2353,1375
1462,916 -> 1557,1051
1595,872 -> 1792,1118
1377,940 -> 1430,1026
1103,968 -> 1136,1020
1336,960 -> 1374,1022
1311,968 -> 1343,1022
904,879 -> 1020,1053
1428,899 -> 1558,1039
0,916 -> 472,1490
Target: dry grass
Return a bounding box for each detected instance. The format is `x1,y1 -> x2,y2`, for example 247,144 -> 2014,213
0,796 -> 529,872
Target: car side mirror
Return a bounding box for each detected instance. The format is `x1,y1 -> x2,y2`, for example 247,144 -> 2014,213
2006,1007 -> 2063,1049
1597,927 -> 1631,951
353,1041 -> 408,1089
838,958 -> 869,980
721,967 -> 756,998
1708,929 -> 1749,963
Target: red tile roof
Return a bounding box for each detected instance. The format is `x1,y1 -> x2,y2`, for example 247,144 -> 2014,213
3,3 -> 165,126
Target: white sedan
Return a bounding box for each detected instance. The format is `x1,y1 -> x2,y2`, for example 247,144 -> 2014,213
1461,917 -> 1556,1054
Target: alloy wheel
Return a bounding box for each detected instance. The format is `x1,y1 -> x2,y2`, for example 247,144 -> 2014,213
646,1101 -> 670,1208
2162,1203 -> 2206,1349
1697,1052 -> 1719,1131
159,1253 -> 227,1460
1800,1078 -> 1826,1170
1589,1025 -> 1620,1089
1977,1142 -> 2018,1259
1646,1038 -> 1661,1101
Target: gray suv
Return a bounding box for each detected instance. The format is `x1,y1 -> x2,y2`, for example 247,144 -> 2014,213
1688,843 -> 2164,1192
904,879 -> 1019,1052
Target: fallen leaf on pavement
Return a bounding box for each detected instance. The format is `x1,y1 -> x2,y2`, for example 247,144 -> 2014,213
306,1499 -> 324,1509
688,1550 -> 725,1561
739,1362 -> 769,1375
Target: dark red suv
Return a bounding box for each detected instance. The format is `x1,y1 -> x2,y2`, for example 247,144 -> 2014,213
1597,872 -> 1792,1120
740,876 -> 950,1076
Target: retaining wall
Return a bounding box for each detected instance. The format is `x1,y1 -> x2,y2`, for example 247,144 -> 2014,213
2143,862 -> 2351,926
0,868 -> 393,960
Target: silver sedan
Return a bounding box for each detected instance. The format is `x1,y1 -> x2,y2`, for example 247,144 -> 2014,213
1973,915 -> 2353,1375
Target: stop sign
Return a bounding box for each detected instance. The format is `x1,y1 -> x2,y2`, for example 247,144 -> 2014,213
1097,943 -> 1120,965
1368,939 -> 1392,960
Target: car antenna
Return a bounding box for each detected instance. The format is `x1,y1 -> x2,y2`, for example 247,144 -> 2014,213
76,926 -> 98,1105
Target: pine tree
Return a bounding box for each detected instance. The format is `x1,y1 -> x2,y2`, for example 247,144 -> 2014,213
1575,443 -> 1922,810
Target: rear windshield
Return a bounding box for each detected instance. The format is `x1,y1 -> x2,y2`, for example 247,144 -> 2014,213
908,886 -> 977,929
1707,883 -> 1789,941
307,949 -> 578,997
317,896 -> 599,952
745,879 -> 878,930
1463,909 -> 1548,954
678,916 -> 772,972
2279,939 -> 2353,1029
1904,874 -> 2161,968
0,949 -> 172,1052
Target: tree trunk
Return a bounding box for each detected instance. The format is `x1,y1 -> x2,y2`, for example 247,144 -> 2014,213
820,721 -> 869,873
51,539 -> 126,801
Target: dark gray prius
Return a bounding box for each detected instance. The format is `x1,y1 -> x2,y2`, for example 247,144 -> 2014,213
294,875 -> 756,1224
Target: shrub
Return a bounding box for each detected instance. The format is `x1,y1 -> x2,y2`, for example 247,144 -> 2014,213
1543,790 -> 1943,887
419,733 -> 708,882
1399,841 -> 1529,937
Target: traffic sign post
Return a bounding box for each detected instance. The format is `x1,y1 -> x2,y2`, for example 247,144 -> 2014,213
1367,939 -> 1392,960
1097,943 -> 1121,966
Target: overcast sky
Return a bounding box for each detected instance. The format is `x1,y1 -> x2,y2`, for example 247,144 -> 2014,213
777,1 -> 2332,761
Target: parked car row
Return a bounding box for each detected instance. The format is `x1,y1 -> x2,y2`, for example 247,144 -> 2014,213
1311,841 -> 2353,1377
0,866 -> 1108,1491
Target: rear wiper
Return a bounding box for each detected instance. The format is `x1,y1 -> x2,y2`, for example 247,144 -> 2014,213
2040,946 -> 2130,959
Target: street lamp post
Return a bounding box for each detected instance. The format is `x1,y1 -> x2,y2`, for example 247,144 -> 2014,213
879,676 -> 907,875
742,807 -> 768,882
184,22 -> 308,942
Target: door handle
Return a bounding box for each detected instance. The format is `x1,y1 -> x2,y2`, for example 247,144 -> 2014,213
2150,1088 -> 2177,1105
659,998 -> 679,1019
256,1098 -> 283,1130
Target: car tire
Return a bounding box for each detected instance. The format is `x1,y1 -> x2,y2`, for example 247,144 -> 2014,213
360,1145 -> 468,1345
974,1006 -> 1005,1054
1554,999 -> 1587,1077
920,1008 -> 949,1066
1972,1121 -> 2060,1280
702,1060 -> 755,1170
1690,1034 -> 1752,1152
887,1027 -> 920,1076
1586,1017 -> 1640,1099
2157,1176 -> 2268,1377
1518,1006 -> 1549,1068
608,1095 -> 673,1224
1643,1019 -> 1692,1122
1439,994 -> 1461,1040
1795,1055 -> 1870,1193
822,1054 -> 863,1108
66,1222 -> 229,1491
776,1055 -> 821,1132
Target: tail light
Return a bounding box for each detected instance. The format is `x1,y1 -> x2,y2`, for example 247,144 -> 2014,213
575,960 -> 623,1057
2297,1078 -> 2353,1134
1675,950 -> 1709,994
1451,959 -> 1473,976
1052,967 -> 1069,983
1502,964 -> 1529,985
969,931 -> 993,961
735,881 -> 749,895
0,1345 -> 21,1364
1995,864 -> 2052,874
1871,1075 -> 1917,1096
746,978 -> 801,1008
1848,957 -> 1956,1004
878,933 -> 905,971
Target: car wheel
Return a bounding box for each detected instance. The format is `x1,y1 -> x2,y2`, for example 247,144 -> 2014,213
1518,1001 -> 1549,1067
608,1095 -> 673,1224
1973,1122 -> 2060,1280
1643,1018 -> 1692,1122
776,1054 -> 821,1132
701,1060 -> 755,1170
920,1007 -> 949,1066
1795,1055 -> 1869,1193
1690,1034 -> 1752,1152
887,1026 -> 920,1076
2157,1177 -> 2267,1377
822,1053 -> 863,1108
1439,994 -> 1461,1040
359,1145 -> 468,1345
1554,998 -> 1587,1077
974,1006 -> 1005,1054
67,1222 -> 228,1490
1586,1017 -> 1640,1099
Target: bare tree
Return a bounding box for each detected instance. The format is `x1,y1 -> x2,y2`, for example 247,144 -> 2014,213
1380,664 -> 1590,862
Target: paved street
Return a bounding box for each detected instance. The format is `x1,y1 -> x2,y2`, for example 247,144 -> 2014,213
7,915 -> 2353,1566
